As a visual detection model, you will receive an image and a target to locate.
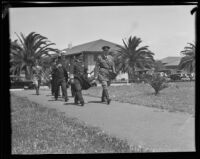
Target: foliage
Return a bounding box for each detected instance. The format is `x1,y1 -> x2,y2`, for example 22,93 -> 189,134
10,32 -> 59,79
178,43 -> 195,73
140,73 -> 154,83
39,56 -> 57,84
153,60 -> 166,72
115,36 -> 155,79
146,74 -> 168,95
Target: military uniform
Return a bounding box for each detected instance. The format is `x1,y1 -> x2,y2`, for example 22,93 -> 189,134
71,58 -> 91,106
94,46 -> 116,104
54,62 -> 69,101
32,65 -> 43,95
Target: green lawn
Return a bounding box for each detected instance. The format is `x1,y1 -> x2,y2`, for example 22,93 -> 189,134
11,94 -> 151,154
83,82 -> 195,114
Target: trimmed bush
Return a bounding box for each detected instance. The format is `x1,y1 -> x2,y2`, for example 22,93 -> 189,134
146,74 -> 168,95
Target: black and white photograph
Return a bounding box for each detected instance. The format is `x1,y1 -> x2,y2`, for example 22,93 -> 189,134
6,3 -> 197,154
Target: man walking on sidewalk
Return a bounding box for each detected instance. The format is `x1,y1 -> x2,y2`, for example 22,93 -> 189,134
54,55 -> 69,102
94,46 -> 116,105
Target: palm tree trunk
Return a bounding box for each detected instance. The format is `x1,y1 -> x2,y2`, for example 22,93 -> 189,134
25,66 -> 32,80
128,72 -> 132,82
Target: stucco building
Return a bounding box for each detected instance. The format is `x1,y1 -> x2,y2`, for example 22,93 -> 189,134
159,56 -> 187,74
62,39 -> 128,81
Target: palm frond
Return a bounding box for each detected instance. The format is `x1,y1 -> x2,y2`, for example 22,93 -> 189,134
115,36 -> 155,76
10,32 -> 57,79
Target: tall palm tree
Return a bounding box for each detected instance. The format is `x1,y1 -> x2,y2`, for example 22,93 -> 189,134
10,32 -> 59,79
115,36 -> 155,80
178,43 -> 195,73
39,55 -> 58,83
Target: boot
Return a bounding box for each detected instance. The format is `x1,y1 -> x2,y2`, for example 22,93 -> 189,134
104,89 -> 111,105
77,91 -> 84,106
80,101 -> 84,106
101,90 -> 106,102
65,98 -> 69,102
74,93 -> 78,104
36,87 -> 39,95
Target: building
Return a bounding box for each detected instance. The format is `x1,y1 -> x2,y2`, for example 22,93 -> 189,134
62,39 -> 128,81
159,56 -> 186,74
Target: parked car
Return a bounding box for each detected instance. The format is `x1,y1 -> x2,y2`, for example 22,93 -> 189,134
169,74 -> 182,81
10,75 -> 35,89
181,74 -> 191,81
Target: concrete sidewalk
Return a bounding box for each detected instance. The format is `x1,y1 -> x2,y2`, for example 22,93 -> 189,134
12,89 -> 195,152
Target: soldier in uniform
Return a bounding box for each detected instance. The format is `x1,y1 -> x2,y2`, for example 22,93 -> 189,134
94,46 -> 116,105
71,56 -> 85,106
32,59 -> 43,95
71,55 -> 91,106
54,55 -> 69,101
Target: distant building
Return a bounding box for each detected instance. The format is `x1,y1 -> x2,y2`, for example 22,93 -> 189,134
159,56 -> 187,74
62,39 -> 128,81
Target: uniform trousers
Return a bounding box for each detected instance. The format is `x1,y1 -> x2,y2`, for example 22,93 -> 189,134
101,80 -> 111,102
73,78 -> 84,104
54,78 -> 68,101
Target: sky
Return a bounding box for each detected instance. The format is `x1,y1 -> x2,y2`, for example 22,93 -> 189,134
9,5 -> 196,59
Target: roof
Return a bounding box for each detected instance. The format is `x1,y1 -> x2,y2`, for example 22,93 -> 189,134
62,39 -> 122,56
160,56 -> 182,66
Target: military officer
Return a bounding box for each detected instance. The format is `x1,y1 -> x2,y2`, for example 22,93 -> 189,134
54,55 -> 69,101
94,46 -> 116,105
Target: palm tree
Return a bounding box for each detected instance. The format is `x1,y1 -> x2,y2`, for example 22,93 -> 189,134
10,32 -> 59,79
178,43 -> 195,73
39,55 -> 58,83
115,36 -> 155,80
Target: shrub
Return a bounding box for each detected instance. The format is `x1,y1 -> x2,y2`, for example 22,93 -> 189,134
140,74 -> 153,83
146,74 -> 168,95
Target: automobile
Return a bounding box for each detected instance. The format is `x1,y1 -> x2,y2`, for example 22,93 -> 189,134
10,75 -> 35,89
169,74 -> 182,81
181,74 -> 191,81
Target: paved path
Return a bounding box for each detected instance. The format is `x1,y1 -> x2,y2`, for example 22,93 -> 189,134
12,89 -> 195,152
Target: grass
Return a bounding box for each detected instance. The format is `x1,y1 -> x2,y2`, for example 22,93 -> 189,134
83,81 -> 195,115
11,93 -> 151,154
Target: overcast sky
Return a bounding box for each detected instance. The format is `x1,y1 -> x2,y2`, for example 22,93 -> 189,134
9,5 -> 196,59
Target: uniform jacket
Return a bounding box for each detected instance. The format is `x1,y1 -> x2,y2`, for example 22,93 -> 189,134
54,63 -> 68,82
94,54 -> 116,82
72,60 -> 91,90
